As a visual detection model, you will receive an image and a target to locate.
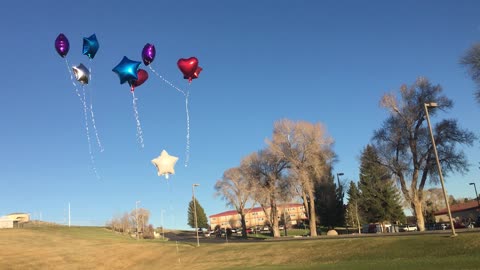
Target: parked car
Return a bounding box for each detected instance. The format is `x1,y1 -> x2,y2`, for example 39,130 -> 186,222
399,224 -> 418,232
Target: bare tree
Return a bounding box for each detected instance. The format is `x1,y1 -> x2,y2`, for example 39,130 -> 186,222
268,119 -> 334,237
460,43 -> 480,103
121,212 -> 130,234
373,77 -> 475,231
215,167 -> 254,238
130,208 -> 150,238
241,150 -> 288,237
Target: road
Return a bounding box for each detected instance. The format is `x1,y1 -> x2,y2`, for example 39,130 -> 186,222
164,228 -> 480,244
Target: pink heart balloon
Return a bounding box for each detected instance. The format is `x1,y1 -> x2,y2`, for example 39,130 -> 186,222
177,57 -> 198,82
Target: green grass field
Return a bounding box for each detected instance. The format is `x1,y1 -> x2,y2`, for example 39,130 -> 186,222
1,226 -> 479,269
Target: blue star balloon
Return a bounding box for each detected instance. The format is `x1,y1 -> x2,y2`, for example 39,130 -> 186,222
112,56 -> 141,85
83,34 -> 99,59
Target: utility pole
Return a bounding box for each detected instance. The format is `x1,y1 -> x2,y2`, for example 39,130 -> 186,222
136,201 -> 141,240
192,184 -> 200,247
161,209 -> 165,239
424,103 -> 456,237
68,203 -> 71,227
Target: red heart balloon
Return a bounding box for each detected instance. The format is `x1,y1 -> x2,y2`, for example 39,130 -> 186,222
130,69 -> 148,91
184,66 -> 203,80
177,57 -> 198,81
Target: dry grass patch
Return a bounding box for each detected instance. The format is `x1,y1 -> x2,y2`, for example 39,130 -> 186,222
1,227 -> 480,270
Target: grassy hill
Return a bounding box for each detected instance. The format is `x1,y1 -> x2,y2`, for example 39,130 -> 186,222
1,226 -> 479,269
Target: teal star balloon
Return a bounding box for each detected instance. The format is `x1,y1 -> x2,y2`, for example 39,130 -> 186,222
112,56 -> 141,85
83,34 -> 99,59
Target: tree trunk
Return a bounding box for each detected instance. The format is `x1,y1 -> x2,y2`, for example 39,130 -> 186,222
308,189 -> 318,237
355,202 -> 361,234
412,198 -> 425,231
240,212 -> 247,238
271,200 -> 281,237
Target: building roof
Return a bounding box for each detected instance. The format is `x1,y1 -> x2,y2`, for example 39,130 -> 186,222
435,200 -> 480,215
209,203 -> 304,218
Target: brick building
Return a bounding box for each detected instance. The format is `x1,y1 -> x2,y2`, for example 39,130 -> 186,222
209,203 -> 307,230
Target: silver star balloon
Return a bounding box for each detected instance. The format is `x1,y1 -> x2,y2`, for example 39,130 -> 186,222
72,63 -> 90,85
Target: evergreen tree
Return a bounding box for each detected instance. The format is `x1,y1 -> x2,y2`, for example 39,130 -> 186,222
315,167 -> 345,228
359,145 -> 405,225
345,181 -> 362,233
188,198 -> 208,229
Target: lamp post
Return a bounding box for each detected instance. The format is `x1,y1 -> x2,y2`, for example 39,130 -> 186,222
336,172 -> 344,187
192,184 -> 200,247
469,183 -> 480,207
161,209 -> 165,239
136,200 -> 141,240
424,102 -> 456,236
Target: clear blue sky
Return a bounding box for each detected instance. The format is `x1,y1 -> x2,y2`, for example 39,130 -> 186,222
1,1 -> 479,229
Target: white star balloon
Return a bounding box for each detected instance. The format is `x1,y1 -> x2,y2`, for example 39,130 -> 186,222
151,150 -> 179,179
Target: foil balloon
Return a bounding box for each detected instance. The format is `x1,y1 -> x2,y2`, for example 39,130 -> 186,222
72,63 -> 90,85
151,150 -> 179,179
82,34 -> 99,59
55,33 -> 70,58
142,43 -> 156,66
177,57 -> 199,82
129,69 -> 149,91
184,66 -> 202,80
112,56 -> 141,85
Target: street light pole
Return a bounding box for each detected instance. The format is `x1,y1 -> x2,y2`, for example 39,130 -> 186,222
136,200 -> 141,240
336,172 -> 344,187
161,209 -> 165,240
469,183 -> 480,207
424,102 -> 456,236
192,184 -> 200,247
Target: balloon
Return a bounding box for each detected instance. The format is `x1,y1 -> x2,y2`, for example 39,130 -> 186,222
151,150 -> 179,179
184,66 -> 202,80
112,56 -> 141,85
82,34 -> 99,59
177,57 -> 199,82
142,43 -> 156,66
72,63 -> 90,85
129,69 -> 149,91
55,33 -> 70,58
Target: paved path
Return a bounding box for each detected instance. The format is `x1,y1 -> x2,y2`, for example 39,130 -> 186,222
164,228 -> 480,244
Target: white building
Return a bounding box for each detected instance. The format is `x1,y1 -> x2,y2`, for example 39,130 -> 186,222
0,216 -> 15,229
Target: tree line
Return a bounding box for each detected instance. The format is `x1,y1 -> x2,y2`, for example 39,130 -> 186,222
215,75 -> 476,237
106,208 -> 155,239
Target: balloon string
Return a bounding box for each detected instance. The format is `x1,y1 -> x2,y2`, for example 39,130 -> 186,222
85,60 -> 104,153
148,65 -> 186,96
64,58 -> 101,179
89,58 -> 93,83
148,65 -> 191,166
132,91 -> 145,148
82,86 -> 101,179
184,92 -> 190,167
89,101 -> 104,152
